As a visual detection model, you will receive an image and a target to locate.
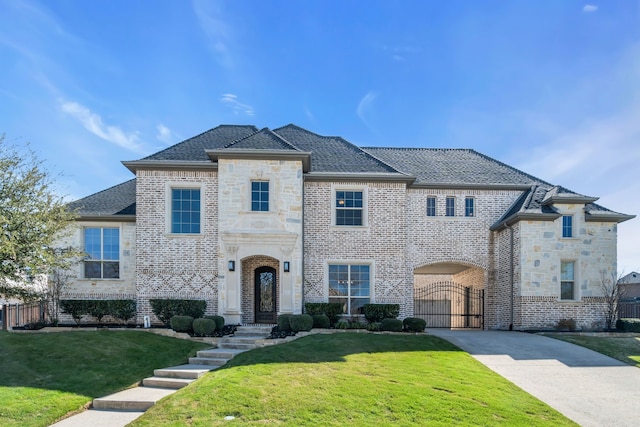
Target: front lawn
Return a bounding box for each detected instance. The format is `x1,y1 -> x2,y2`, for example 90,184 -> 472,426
132,333 -> 576,427
0,330 -> 210,427
544,333 -> 640,367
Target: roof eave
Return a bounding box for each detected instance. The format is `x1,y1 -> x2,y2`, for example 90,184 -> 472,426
410,183 -> 533,191
490,212 -> 562,231
122,160 -> 217,173
584,212 -> 636,223
542,195 -> 599,206
75,215 -> 136,222
304,172 -> 415,184
206,149 -> 311,172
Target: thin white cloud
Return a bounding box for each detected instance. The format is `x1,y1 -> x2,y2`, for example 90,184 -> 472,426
356,91 -> 378,130
60,100 -> 144,153
192,0 -> 234,68
220,93 -> 254,116
156,124 -> 174,144
583,5 -> 598,13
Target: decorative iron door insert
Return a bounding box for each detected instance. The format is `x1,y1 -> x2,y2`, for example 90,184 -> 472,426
255,266 -> 277,324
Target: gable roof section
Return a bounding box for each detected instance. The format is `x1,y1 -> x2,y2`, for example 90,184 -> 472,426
67,179 -> 136,221
362,147 -> 546,188
223,127 -> 301,151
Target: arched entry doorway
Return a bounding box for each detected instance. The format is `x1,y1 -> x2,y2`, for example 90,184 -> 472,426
413,262 -> 485,329
241,255 -> 279,324
255,266 -> 277,324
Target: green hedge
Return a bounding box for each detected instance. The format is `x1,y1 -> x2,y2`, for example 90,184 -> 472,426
304,302 -> 344,326
204,315 -> 225,331
403,317 -> 426,332
170,315 -> 194,333
60,299 -> 137,324
616,318 -> 640,332
312,314 -> 330,329
363,304 -> 400,323
278,314 -> 293,332
193,318 -> 216,336
289,314 -> 313,332
380,318 -> 403,332
149,299 -> 207,325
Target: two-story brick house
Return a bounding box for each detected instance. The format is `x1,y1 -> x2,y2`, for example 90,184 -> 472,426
61,124 -> 634,330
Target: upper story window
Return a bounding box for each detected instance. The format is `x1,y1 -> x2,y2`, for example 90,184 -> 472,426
336,190 -> 363,226
562,215 -> 573,238
445,197 -> 455,217
328,264 -> 370,315
465,197 -> 475,217
251,181 -> 269,212
171,188 -> 201,233
426,197 -> 436,217
84,227 -> 119,279
560,261 -> 575,300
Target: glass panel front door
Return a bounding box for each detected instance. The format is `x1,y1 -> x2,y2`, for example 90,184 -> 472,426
255,266 -> 277,323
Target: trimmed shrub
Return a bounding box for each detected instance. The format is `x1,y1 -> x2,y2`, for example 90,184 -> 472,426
60,300 -> 89,324
289,314 -> 313,332
403,317 -> 426,332
88,300 -> 110,322
304,302 -> 344,326
555,318 -> 577,331
277,314 -> 293,332
109,300 -> 137,323
150,299 -> 207,326
312,314 -> 330,329
193,318 -> 216,336
616,318 -> 640,332
170,315 -> 194,333
335,320 -> 349,329
363,304 -> 400,323
380,318 -> 403,332
204,315 -> 225,331
366,322 -> 381,332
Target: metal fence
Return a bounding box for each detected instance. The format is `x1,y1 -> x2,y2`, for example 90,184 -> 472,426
1,302 -> 48,330
414,281 -> 484,329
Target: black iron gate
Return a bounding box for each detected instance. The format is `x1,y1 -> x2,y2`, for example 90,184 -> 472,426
414,281 -> 484,329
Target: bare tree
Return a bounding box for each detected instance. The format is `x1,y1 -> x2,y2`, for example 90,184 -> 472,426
600,269 -> 625,330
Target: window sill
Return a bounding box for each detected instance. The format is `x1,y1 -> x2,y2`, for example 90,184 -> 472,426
558,299 -> 581,304
330,225 -> 369,231
164,233 -> 205,239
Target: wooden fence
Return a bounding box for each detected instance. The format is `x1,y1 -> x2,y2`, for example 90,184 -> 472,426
619,302 -> 640,320
1,302 -> 48,330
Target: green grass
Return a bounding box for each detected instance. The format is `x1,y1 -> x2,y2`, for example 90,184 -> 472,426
544,333 -> 640,367
132,333 -> 576,427
0,330 -> 210,427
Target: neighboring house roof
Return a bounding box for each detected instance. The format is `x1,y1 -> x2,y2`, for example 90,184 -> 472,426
69,124 -> 634,225
618,272 -> 640,285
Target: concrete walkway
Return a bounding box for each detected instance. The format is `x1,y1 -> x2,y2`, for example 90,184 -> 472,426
427,329 -> 640,427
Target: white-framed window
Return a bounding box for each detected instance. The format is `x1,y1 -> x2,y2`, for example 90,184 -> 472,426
445,197 -> 455,217
562,215 -> 573,238
328,264 -> 370,315
171,188 -> 201,233
560,261 -> 575,300
251,180 -> 269,212
84,227 -> 120,279
426,197 -> 436,217
335,190 -> 364,226
465,197 -> 475,217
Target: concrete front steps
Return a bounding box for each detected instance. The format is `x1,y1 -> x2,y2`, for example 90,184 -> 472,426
50,325 -> 273,427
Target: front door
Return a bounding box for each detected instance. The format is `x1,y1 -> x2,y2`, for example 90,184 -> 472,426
255,266 -> 277,323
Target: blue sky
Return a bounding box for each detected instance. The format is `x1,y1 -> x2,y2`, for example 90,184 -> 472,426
1,0 -> 639,272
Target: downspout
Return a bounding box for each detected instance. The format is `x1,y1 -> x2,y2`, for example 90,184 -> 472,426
508,224 -> 514,331
301,175 -> 305,313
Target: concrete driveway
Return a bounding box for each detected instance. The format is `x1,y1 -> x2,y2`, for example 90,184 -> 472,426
427,329 -> 640,427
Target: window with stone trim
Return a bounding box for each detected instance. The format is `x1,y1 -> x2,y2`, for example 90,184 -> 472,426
84,227 -> 119,279
328,264 -> 370,315
335,190 -> 363,226
445,196 -> 455,217
562,215 -> 573,238
426,197 -> 436,217
171,188 -> 201,233
560,261 -> 575,300
251,181 -> 269,212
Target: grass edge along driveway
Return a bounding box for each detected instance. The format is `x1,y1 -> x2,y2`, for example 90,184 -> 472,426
132,333 -> 577,427
0,330 -> 210,427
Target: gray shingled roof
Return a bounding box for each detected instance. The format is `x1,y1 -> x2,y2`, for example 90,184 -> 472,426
68,179 -> 136,217
362,147 -> 547,186
143,125 -> 258,161
274,124 -> 399,174
224,127 -> 301,151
